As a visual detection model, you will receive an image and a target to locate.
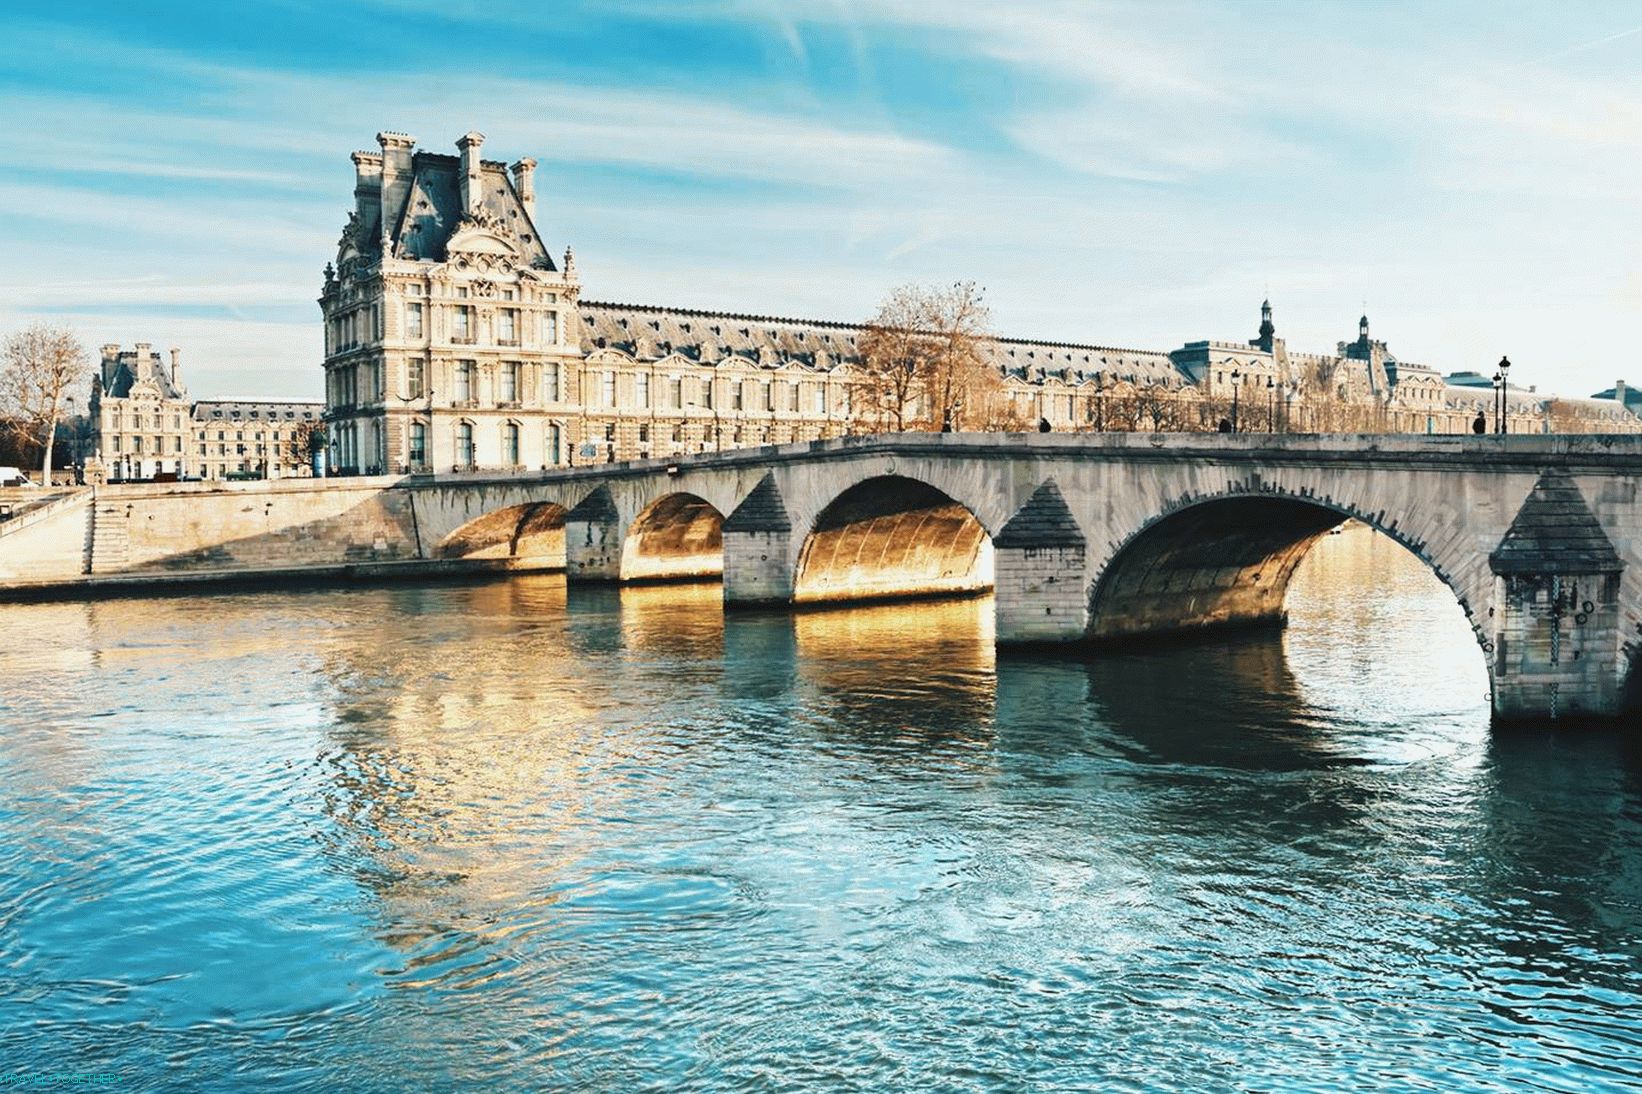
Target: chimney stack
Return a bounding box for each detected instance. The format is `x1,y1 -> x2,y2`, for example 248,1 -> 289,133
457,131 -> 485,216
169,347 -> 182,391
350,149 -> 383,233
511,157 -> 537,222
134,343 -> 153,378
376,132 -> 417,246
1617,379 -> 1629,406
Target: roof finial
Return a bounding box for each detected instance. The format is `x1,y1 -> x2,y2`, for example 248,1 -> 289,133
563,246 -> 577,279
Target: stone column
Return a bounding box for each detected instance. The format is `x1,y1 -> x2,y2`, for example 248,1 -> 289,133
993,480 -> 1090,643
1489,470 -> 1625,720
722,473 -> 795,607
563,485 -> 624,582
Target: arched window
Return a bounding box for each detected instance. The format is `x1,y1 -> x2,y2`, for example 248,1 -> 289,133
409,421 -> 427,467
545,423 -> 562,466
456,421 -> 475,468
502,421 -> 521,466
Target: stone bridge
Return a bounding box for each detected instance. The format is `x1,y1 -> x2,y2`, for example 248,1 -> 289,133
4,432 -> 1641,722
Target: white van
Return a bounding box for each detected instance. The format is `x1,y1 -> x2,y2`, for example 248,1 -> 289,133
0,467 -> 37,488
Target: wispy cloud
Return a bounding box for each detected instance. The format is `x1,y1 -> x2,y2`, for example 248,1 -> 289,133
5,1 -> 1642,400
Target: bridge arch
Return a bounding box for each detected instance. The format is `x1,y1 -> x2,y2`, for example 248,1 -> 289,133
1086,487 -> 1491,675
794,474 -> 993,604
620,491 -> 725,583
435,501 -> 568,567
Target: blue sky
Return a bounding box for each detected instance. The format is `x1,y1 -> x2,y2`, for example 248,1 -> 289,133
4,0 -> 1642,400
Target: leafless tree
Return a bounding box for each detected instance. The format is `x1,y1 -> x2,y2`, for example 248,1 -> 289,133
1,323 -> 87,485
858,281 -> 1001,432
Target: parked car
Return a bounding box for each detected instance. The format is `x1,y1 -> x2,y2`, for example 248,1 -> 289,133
0,467 -> 38,488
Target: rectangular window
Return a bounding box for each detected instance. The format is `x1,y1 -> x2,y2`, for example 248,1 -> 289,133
133,436 -> 143,454
732,383 -> 744,411
456,360 -> 474,402
453,306 -> 472,341
636,373 -> 650,408
544,366 -> 561,403
602,372 -> 617,407
703,378 -> 715,409
499,309 -> 518,344
763,382 -> 774,412
669,378 -> 683,409
407,303 -> 424,338
500,362 -> 518,403
407,357 -> 425,399
788,382 -> 799,412
543,312 -> 559,344
814,387 -> 826,414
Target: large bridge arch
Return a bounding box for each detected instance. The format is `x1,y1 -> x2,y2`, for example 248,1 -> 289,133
1085,485 -> 1495,680
434,501 -> 568,568
793,474 -> 994,604
620,491 -> 725,583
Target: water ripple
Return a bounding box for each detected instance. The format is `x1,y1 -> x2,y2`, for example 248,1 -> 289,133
2,531 -> 1640,1090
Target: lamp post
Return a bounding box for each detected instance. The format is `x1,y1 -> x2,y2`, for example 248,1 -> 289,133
62,395 -> 78,484
1492,356 -> 1511,435
1265,377 -> 1276,431
1230,368 -> 1241,432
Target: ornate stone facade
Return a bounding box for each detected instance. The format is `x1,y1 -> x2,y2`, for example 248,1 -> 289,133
192,399 -> 324,480
320,131 -> 1642,473
90,343 -> 192,481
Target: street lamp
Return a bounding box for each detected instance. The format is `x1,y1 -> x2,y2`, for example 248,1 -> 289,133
62,395 -> 78,484
1230,368 -> 1241,432
1492,356 -> 1512,435
1265,377 -> 1276,431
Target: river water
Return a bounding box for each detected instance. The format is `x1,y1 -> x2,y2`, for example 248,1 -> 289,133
2,524 -> 1640,1091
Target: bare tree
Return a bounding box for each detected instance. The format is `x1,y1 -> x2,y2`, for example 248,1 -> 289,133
1,324 -> 87,485
858,281 -> 1000,432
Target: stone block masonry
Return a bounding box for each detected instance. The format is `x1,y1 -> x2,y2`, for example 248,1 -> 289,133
5,432 -> 1642,722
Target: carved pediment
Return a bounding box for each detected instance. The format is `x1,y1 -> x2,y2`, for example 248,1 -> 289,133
446,209 -> 519,268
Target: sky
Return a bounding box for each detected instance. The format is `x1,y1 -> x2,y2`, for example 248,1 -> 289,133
3,0 -> 1642,400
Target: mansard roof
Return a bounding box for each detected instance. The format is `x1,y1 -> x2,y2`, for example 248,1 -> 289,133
348,149 -> 552,271
100,352 -> 186,401
192,399 -> 323,422
576,299 -> 1191,385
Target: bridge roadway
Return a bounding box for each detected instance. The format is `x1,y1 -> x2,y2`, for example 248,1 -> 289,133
3,432 -> 1641,721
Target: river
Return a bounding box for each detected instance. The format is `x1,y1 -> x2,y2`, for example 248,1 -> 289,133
2,523 -> 1640,1091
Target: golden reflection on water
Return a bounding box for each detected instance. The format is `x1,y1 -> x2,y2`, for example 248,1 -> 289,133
6,523 -> 1642,1092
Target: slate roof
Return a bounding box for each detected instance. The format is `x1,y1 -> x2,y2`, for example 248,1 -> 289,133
100,353 -> 186,401
1488,469 -> 1622,575
366,152 -> 552,269
193,399 -> 323,423
577,300 -> 1191,386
